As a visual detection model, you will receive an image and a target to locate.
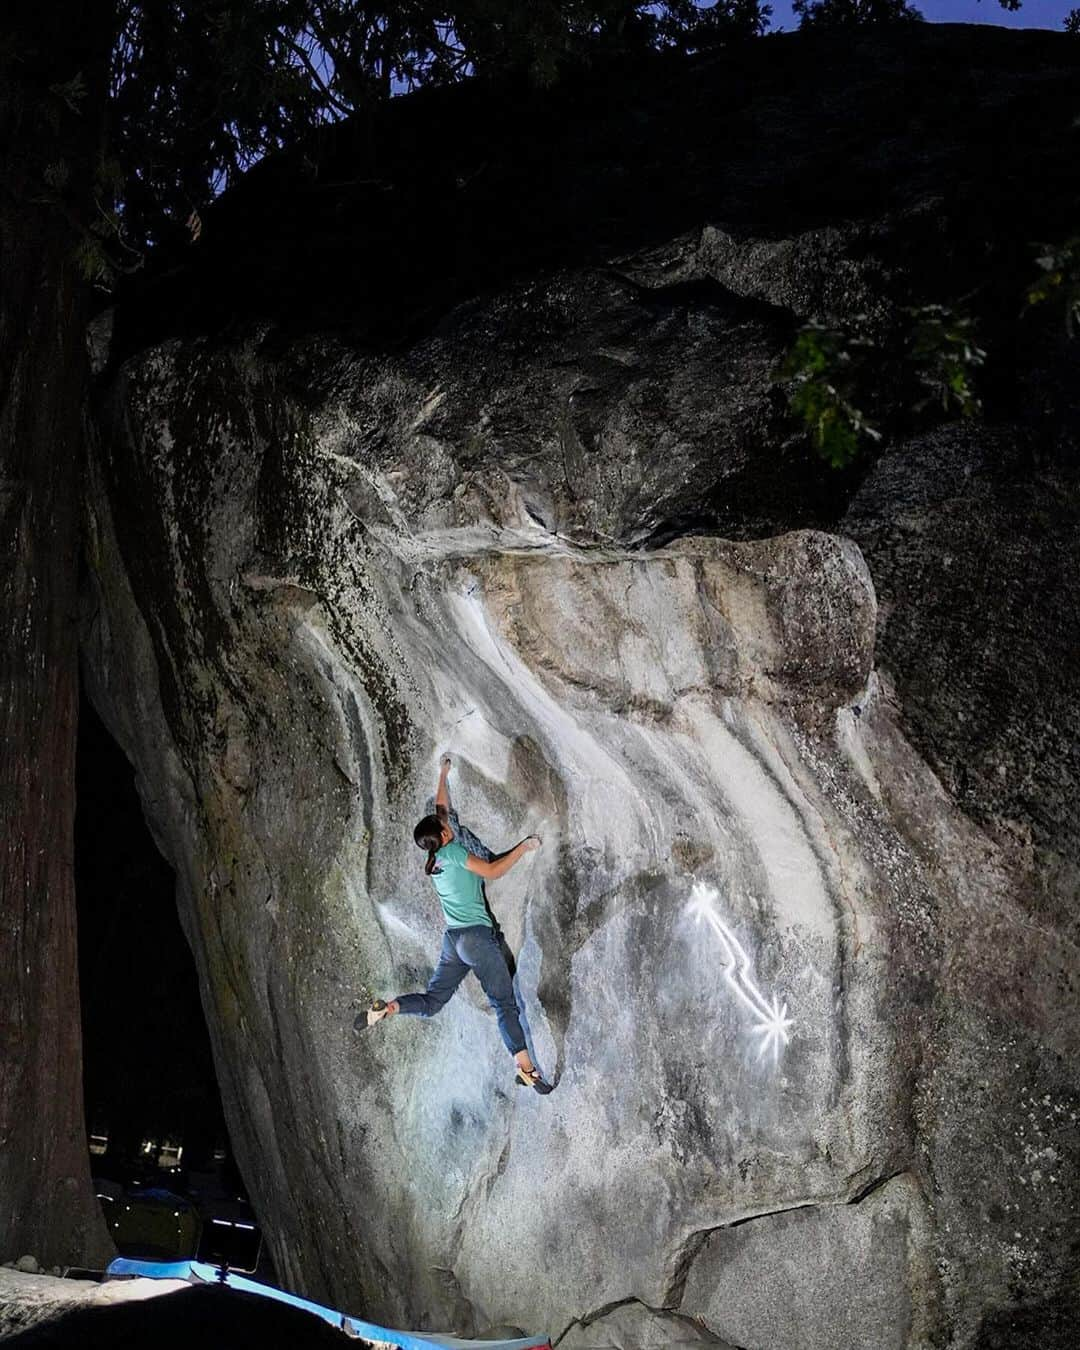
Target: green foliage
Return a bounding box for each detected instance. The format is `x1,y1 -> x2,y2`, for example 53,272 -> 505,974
48,72 -> 88,114
1027,238 -> 1080,336
1066,9 -> 1080,34
793,0 -> 1022,25
649,1 -> 771,47
73,232 -> 115,287
31,148 -> 138,288
780,321 -> 882,468
25,71 -> 91,135
792,0 -> 924,27
906,304 -> 985,417
69,196 -> 140,287
780,304 -> 986,468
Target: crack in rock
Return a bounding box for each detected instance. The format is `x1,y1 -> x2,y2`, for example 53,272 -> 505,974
553,1296 -> 743,1350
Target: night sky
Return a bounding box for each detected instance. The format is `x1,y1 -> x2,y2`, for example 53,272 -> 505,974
768,0 -> 1075,27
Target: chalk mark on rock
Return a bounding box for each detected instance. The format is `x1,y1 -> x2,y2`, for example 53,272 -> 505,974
687,883 -> 794,1064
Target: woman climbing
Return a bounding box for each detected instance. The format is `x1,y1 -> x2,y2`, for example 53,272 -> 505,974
356,754 -> 553,1094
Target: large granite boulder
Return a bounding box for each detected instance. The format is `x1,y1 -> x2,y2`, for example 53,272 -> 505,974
82,23 -> 1080,1350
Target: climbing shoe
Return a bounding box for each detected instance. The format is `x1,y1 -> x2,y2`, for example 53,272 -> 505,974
516,1065 -> 553,1095
354,999 -> 391,1032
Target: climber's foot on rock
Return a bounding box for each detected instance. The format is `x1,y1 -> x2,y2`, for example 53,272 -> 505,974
354,999 -> 397,1032
515,1063 -> 553,1094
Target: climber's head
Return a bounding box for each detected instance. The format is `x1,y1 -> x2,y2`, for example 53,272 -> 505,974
414,813 -> 450,874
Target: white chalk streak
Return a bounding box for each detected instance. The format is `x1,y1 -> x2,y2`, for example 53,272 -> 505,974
688,883 -> 794,1065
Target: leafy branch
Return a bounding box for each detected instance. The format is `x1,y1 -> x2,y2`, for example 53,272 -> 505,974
780,320 -> 883,468
907,304 -> 985,417
1026,237 -> 1080,337
779,304 -> 986,468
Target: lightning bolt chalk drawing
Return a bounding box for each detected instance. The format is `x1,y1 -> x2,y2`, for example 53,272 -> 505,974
687,883 -> 794,1064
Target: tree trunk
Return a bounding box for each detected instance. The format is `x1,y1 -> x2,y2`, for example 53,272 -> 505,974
0,1 -> 114,1268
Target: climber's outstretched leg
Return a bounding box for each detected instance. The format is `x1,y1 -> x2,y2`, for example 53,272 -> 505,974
453,925 -> 552,1095
395,930 -> 471,1018
358,925 -> 551,1093
354,931 -> 469,1031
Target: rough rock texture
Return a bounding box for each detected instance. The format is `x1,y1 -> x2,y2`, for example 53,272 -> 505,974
843,426 -> 1080,1350
0,1268 -> 187,1340
680,1174 -> 931,1350
82,24 -> 1080,1350
0,1269 -> 355,1348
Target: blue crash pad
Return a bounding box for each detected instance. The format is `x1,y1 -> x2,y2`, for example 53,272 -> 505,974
106,1257 -> 550,1349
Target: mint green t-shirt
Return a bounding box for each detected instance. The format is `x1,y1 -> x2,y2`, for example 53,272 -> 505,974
431,841 -> 491,930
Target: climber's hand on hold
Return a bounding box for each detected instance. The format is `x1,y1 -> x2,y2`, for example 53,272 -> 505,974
436,754 -> 452,815
466,835 -> 540,879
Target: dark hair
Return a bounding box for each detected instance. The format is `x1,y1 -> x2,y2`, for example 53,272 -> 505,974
413,814 -> 445,875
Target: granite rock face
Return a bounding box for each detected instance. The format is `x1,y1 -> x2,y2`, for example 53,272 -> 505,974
83,25 -> 1080,1350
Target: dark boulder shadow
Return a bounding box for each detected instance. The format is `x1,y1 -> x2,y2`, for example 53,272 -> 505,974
5,1285 -> 357,1350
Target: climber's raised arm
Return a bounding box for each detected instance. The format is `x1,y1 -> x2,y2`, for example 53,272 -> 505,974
465,835 -> 541,881
435,753 -> 452,820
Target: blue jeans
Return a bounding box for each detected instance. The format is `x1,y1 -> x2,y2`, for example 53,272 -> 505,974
395,925 -> 527,1056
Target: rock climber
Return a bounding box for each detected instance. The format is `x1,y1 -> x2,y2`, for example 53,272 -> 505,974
356,754 -> 553,1093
